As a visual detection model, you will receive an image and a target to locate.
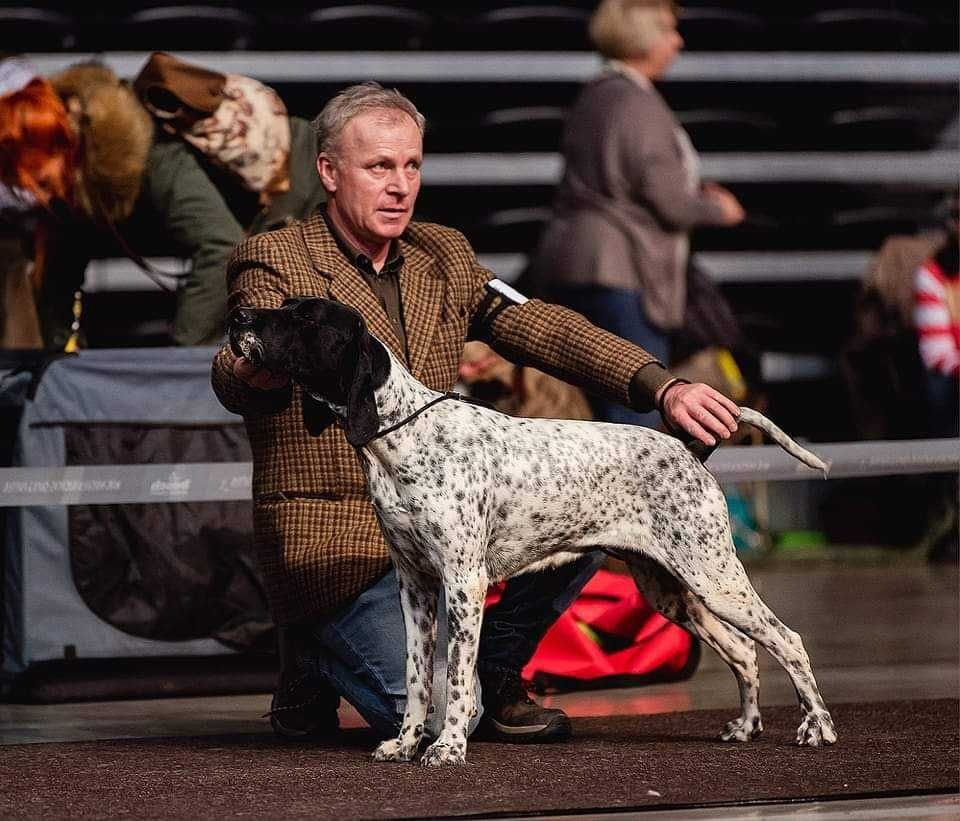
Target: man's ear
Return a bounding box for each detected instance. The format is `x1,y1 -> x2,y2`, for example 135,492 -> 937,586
302,393 -> 336,437
342,320 -> 380,447
317,154 -> 337,194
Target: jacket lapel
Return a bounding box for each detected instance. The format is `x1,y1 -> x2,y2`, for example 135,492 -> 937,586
299,214 -> 405,360
399,238 -> 443,379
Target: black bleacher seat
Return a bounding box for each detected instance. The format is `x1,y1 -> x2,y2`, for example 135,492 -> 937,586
479,106 -> 567,151
672,82 -> 957,152
796,8 -> 932,52
261,4 -> 435,51
827,204 -> 931,247
677,7 -> 767,51
692,184 -> 947,252
930,9 -> 960,51
693,207 -> 786,253
424,106 -> 567,154
114,5 -> 257,50
455,5 -> 591,51
424,180 -> 950,256
824,105 -> 954,151
469,206 -> 553,254
677,109 -> 780,151
0,7 -> 79,51
82,291 -> 178,349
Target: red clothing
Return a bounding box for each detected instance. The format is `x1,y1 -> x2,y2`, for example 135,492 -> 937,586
915,258 -> 960,376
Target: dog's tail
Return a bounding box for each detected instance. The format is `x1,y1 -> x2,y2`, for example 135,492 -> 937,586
737,407 -> 830,477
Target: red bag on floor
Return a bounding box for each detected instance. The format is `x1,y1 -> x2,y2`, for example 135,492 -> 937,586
486,569 -> 698,692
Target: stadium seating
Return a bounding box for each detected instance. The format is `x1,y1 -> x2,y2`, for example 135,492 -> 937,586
0,7 -> 78,51
261,4 -> 435,51
453,5 -> 592,51
676,7 -> 767,52
17,0 -> 960,439
796,8 -> 932,52
117,5 -> 258,51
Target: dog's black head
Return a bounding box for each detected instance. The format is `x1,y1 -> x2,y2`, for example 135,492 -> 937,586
227,297 -> 389,446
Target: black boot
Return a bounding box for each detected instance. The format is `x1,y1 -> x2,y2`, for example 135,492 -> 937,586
474,670 -> 572,743
268,672 -> 340,741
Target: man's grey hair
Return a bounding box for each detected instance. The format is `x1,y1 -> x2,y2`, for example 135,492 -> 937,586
312,81 -> 426,159
589,0 -> 678,59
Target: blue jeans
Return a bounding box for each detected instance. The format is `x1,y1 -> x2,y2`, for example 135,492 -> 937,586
301,552 -> 606,739
547,284 -> 670,428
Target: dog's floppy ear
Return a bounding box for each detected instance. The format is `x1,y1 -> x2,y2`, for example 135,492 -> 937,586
342,317 -> 381,447
302,393 -> 336,437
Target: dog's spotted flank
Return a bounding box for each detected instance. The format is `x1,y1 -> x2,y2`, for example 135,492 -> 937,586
229,297 -> 837,766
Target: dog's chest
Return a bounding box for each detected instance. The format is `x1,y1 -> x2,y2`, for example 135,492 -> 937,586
361,453 -> 433,554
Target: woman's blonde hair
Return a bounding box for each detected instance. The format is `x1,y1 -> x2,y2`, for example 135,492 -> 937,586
589,0 -> 678,59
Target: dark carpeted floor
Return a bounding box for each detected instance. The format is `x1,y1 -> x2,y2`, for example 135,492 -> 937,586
1,699 -> 956,819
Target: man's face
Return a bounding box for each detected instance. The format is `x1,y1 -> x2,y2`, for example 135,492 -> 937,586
318,108 -> 423,252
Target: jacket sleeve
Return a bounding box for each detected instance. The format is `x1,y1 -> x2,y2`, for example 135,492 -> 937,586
210,233 -> 294,418
619,93 -> 727,232
143,140 -> 245,346
458,233 -> 672,410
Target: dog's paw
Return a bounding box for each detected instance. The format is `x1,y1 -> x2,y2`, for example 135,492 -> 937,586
720,715 -> 763,742
419,740 -> 466,767
372,737 -> 418,763
796,711 -> 837,747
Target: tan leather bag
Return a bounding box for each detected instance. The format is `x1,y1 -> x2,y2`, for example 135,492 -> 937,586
133,52 -> 291,199
133,51 -> 226,130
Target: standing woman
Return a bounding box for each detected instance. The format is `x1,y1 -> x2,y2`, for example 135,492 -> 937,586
529,0 -> 744,425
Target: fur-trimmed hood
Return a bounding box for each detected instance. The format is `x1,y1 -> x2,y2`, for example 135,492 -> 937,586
50,63 -> 154,224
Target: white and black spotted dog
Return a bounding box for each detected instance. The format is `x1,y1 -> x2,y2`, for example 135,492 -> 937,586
230,297 -> 837,767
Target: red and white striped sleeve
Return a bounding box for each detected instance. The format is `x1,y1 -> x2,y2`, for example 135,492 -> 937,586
914,260 -> 960,376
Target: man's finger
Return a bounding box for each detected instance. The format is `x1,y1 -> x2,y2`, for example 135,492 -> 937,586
687,404 -> 732,440
700,385 -> 741,417
673,407 -> 716,446
701,396 -> 740,433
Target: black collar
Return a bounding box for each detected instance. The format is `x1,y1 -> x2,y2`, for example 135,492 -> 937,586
365,392 -> 495,444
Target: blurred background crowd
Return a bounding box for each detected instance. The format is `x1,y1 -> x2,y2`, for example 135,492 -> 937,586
0,1 -> 957,563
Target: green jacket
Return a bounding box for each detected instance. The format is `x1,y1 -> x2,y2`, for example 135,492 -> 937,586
39,116 -> 325,348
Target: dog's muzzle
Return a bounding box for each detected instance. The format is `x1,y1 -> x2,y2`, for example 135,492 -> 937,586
228,308 -> 266,367
235,330 -> 265,368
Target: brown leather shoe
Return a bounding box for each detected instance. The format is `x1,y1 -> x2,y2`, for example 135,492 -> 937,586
267,673 -> 340,741
474,670 -> 572,743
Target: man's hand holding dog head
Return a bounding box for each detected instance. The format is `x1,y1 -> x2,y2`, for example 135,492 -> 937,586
233,356 -> 290,391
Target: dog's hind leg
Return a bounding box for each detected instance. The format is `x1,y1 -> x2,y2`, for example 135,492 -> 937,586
372,559 -> 438,763
624,555 -> 763,741
662,547 -> 836,747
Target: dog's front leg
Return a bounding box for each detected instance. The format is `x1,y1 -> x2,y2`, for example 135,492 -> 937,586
372,561 -> 438,763
420,569 -> 487,767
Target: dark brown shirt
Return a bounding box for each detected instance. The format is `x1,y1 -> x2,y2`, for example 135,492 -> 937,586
322,210 -> 409,364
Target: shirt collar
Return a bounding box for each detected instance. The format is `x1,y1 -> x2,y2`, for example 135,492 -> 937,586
322,208 -> 404,277
607,59 -> 653,92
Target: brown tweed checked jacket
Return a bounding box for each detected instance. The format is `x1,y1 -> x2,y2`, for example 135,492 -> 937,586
211,211 -> 669,625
